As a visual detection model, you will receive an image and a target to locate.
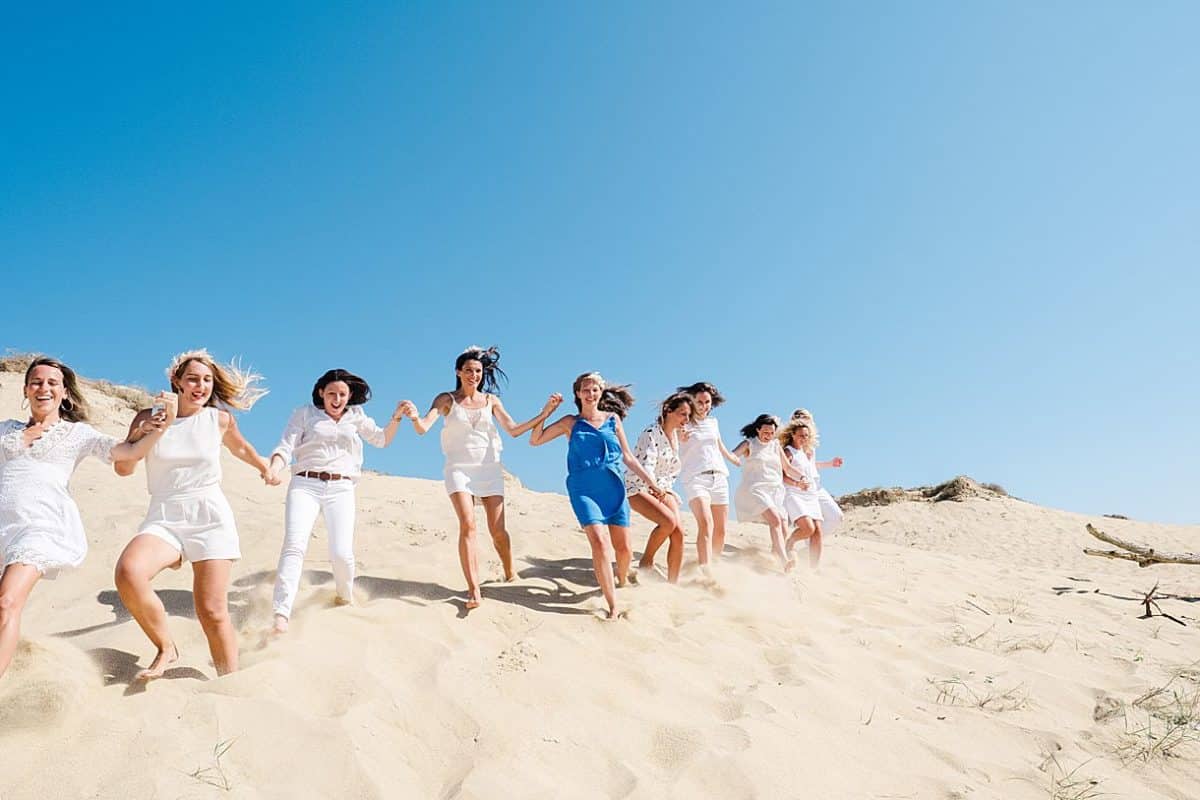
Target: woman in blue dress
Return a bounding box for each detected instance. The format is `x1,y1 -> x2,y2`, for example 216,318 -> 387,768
530,372 -> 661,618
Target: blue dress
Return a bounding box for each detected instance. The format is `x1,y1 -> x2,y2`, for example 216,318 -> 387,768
565,415 -> 630,527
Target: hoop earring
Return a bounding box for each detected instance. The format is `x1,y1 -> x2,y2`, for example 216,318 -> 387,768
20,397 -> 29,410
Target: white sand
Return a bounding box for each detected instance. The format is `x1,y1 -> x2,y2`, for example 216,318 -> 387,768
1,371 -> 1198,799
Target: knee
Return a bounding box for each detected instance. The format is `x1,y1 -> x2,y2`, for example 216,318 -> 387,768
196,600 -> 231,630
458,520 -> 477,539
0,591 -> 23,622
114,559 -> 144,590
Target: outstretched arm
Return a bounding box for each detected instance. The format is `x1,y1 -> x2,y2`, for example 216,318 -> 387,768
409,393 -> 451,435
493,393 -> 563,439
359,401 -> 412,449
816,456 -> 844,468
720,438 -> 742,467
220,411 -> 280,485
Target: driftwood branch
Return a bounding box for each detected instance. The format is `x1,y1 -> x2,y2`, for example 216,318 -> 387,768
1083,524 -> 1200,568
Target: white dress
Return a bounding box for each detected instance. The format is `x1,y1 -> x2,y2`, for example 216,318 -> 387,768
0,420 -> 118,578
624,423 -> 681,497
441,396 -> 505,497
782,446 -> 824,524
733,438 -> 787,523
138,407 -> 241,562
810,454 -> 843,535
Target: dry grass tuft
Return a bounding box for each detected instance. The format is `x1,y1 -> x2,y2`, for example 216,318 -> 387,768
1111,673 -> 1200,763
1042,754 -> 1105,800
929,675 -> 1029,712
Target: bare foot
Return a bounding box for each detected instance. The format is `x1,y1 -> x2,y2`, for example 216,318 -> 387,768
272,614 -> 289,635
503,566 -> 517,582
135,643 -> 179,681
784,557 -> 797,573
465,590 -> 482,610
334,595 -> 354,607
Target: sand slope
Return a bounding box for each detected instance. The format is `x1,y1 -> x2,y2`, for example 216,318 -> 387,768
1,371 -> 1197,799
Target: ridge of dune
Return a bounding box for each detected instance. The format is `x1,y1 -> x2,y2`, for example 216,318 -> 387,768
1,370 -> 1198,799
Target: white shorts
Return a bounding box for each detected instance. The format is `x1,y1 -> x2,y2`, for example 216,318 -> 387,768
681,471 -> 730,505
783,488 -> 824,525
137,486 -> 241,562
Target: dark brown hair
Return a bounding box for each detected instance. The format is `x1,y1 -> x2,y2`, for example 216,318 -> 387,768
676,381 -> 725,407
312,369 -> 371,407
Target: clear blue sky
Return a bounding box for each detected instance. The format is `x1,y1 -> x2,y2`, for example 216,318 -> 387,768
3,3 -> 1197,523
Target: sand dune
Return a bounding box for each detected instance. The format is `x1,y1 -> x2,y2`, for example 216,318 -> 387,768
1,370 -> 1197,799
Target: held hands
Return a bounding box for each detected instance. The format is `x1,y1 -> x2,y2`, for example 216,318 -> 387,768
261,460 -> 282,486
395,400 -> 418,421
541,393 -> 563,418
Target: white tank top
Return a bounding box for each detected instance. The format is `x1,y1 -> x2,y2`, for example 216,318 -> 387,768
678,416 -> 728,481
741,438 -> 783,489
440,396 -> 502,466
145,407 -> 223,496
784,445 -> 819,490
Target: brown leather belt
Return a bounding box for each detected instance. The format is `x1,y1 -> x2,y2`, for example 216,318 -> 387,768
296,471 -> 350,481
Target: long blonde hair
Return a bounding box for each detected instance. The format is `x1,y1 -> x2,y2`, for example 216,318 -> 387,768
166,349 -> 267,411
789,408 -> 821,449
780,416 -> 816,455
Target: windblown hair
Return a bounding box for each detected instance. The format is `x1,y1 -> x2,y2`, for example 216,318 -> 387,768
676,381 -> 725,407
777,417 -> 815,455
658,391 -> 696,425
311,369 -> 371,408
24,356 -> 90,422
454,345 -> 508,395
739,413 -> 780,440
572,372 -> 635,419
790,408 -> 821,448
166,349 -> 267,411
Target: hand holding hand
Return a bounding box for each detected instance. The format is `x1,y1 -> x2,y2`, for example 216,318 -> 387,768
261,465 -> 282,486
542,392 -> 563,417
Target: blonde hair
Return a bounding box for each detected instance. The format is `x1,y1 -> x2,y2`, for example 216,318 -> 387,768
166,349 -> 267,411
789,408 -> 821,449
779,416 -> 817,454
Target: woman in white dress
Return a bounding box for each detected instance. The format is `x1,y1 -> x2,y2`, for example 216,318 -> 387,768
267,369 -> 411,634
113,350 -> 278,679
675,382 -> 741,573
732,414 -> 810,572
626,392 -> 694,583
0,357 -> 169,680
406,346 -> 560,610
778,417 -> 824,568
790,408 -> 844,535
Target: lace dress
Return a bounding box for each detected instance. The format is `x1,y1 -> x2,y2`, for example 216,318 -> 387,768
0,419 -> 118,577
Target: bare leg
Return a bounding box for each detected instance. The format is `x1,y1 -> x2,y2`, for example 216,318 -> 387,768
808,521 -> 823,568
0,564 -> 41,679
610,525 -> 633,587
583,524 -> 617,617
630,492 -> 684,583
448,492 -> 482,608
114,535 -> 183,679
480,495 -> 515,581
711,504 -> 729,561
193,559 -> 237,676
690,497 -> 715,568
786,517 -> 816,549
762,509 -> 790,570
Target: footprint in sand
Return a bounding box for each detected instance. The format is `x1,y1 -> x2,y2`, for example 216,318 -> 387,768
650,725 -> 706,771
711,723 -> 752,753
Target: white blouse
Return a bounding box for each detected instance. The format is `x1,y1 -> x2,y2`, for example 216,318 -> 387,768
271,405 -> 387,479
678,416 -> 729,481
625,423 -> 681,496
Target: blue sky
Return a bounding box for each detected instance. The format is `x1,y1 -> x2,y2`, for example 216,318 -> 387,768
3,3 -> 1197,523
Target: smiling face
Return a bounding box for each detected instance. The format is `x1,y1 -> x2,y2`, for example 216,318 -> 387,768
457,359 -> 483,392
321,380 -> 351,419
757,423 -> 777,443
790,424 -> 811,449
25,364 -> 66,420
174,359 -> 215,410
576,377 -> 602,409
692,391 -> 713,420
665,402 -> 692,429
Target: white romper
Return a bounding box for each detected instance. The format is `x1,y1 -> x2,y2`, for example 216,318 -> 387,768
678,417 -> 730,504
733,438 -> 787,523
138,407 -> 240,562
0,420 -> 117,578
441,396 -> 505,498
782,445 -> 824,524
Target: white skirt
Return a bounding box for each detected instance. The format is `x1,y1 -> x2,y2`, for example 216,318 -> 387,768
444,461 -> 504,498
783,487 -> 824,525
817,489 -> 842,535
734,481 -> 786,523
137,485 -> 241,562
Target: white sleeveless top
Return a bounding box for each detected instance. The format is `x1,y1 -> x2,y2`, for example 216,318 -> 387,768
678,416 -> 728,481
145,407 -> 223,496
441,396 -> 502,466
741,438 -> 783,489
784,445 -> 819,490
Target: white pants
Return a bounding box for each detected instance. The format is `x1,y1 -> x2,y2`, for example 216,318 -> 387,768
272,477 -> 357,618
